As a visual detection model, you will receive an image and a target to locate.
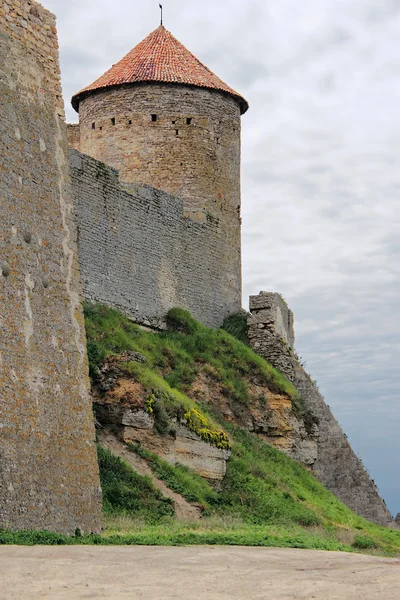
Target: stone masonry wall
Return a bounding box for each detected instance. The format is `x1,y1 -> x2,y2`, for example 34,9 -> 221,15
250,292 -> 295,348
76,83 -> 242,311
0,0 -> 102,534
248,292 -> 395,527
67,123 -> 80,151
70,150 -> 240,328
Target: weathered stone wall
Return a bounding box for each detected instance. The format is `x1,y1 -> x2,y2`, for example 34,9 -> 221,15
0,0 -> 102,534
249,292 -> 295,349
248,292 -> 396,527
70,150 -> 240,327
76,83 -> 242,312
67,123 -> 80,151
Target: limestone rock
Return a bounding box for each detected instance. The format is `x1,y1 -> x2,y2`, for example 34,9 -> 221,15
94,359 -> 230,481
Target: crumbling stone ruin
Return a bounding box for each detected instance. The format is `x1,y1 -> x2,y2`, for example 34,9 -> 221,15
248,293 -> 396,527
0,0 -> 395,531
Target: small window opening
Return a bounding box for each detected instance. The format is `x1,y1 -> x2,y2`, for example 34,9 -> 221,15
172,120 -> 176,124
176,129 -> 179,136
186,118 -> 192,125
92,122 -> 96,130
151,114 -> 157,122
111,117 -> 116,126
99,127 -> 103,131
128,120 -> 132,125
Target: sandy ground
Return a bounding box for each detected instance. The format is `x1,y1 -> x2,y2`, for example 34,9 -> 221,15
0,546 -> 399,599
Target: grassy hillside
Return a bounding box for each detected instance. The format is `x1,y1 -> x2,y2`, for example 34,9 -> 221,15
82,304 -> 400,555
1,304 -> 398,554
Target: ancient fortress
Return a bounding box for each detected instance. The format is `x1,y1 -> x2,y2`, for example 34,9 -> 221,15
0,0 -> 395,533
68,23 -> 247,329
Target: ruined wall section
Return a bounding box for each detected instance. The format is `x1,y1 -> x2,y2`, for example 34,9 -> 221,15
248,292 -> 395,527
0,0 -> 102,534
77,84 -> 242,311
70,150 -> 237,328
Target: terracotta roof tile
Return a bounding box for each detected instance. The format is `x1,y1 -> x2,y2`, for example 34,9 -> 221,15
72,25 -> 248,114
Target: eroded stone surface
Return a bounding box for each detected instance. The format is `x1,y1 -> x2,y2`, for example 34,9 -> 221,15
94,361 -> 230,480
0,0 -> 102,534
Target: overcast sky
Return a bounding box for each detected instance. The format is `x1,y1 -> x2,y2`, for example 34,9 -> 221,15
42,0 -> 399,516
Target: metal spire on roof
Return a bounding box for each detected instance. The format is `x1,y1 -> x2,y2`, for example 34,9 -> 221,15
159,4 -> 163,26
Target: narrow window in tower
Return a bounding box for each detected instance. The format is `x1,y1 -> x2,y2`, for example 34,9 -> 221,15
151,114 -> 157,122
176,130 -> 179,136
186,118 -> 192,125
111,117 -> 116,126
128,120 -> 132,125
92,123 -> 95,130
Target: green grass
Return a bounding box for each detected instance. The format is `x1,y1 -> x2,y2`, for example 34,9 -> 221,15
1,438 -> 399,554
128,443 -> 218,509
222,312 -> 249,345
85,303 -> 299,404
0,519 -> 398,556
97,427 -> 400,555
98,445 -> 174,522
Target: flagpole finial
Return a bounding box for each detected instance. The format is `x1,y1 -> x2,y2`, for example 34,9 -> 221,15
159,4 -> 163,26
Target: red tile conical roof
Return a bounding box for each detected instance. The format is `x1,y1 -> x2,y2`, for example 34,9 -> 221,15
71,25 -> 248,114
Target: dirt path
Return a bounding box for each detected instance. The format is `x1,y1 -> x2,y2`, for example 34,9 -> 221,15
0,546 -> 398,599
98,431 -> 202,520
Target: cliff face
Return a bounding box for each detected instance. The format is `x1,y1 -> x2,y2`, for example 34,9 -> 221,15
188,370 -> 318,467
93,355 -> 231,481
94,358 -> 317,482
248,292 -> 395,528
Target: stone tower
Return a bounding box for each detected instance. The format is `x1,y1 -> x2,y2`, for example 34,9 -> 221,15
71,26 -> 248,316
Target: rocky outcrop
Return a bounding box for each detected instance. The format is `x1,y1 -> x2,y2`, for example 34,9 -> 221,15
248,292 -> 396,528
93,357 -> 230,480
95,349 -> 320,483
189,372 -> 318,467
123,421 -> 230,481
